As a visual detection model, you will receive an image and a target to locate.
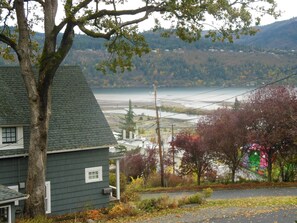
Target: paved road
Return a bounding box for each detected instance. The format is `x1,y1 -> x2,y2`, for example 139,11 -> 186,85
139,206 -> 297,223
140,187 -> 297,200
210,208 -> 297,223
139,187 -> 297,223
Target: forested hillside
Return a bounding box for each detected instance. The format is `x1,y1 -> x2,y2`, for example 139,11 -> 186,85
1,18 -> 297,88
236,18 -> 297,49
64,47 -> 297,88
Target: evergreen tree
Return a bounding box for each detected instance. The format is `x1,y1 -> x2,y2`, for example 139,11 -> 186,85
233,97 -> 241,110
121,100 -> 136,138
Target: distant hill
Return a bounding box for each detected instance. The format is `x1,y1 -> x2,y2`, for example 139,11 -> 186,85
64,18 -> 297,88
235,18 -> 297,50
1,18 -> 297,88
66,18 -> 297,51
67,18 -> 297,51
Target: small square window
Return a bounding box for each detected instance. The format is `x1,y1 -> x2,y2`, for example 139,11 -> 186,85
85,167 -> 103,183
2,127 -> 16,144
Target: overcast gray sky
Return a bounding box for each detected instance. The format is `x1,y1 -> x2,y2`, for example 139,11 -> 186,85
129,0 -> 296,31
263,0 -> 296,24
50,0 -> 297,33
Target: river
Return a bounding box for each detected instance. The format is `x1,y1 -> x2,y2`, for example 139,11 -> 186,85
92,87 -> 254,121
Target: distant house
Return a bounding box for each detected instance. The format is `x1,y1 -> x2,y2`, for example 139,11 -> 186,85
0,66 -> 117,221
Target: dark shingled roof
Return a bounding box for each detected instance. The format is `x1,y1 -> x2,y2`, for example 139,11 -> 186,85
0,184 -> 28,203
0,66 -> 116,157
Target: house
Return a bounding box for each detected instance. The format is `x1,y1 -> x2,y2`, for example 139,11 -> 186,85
0,66 -> 117,221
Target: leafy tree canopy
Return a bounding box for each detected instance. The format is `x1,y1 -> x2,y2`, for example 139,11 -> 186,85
0,0 -> 279,73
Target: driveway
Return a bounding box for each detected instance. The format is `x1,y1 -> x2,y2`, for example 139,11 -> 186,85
138,206 -> 297,223
138,187 -> 297,223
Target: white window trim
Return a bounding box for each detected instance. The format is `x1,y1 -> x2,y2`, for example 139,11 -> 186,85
0,127 -> 24,150
0,205 -> 11,223
7,186 -> 19,206
85,166 -> 103,183
45,181 -> 51,214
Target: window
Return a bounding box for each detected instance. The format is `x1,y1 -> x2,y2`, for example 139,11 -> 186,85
45,181 -> 51,214
0,206 -> 11,223
85,167 -> 103,183
2,127 -> 16,144
0,127 -> 24,150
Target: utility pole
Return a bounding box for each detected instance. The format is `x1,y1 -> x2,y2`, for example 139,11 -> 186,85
154,82 -> 165,187
171,124 -> 175,175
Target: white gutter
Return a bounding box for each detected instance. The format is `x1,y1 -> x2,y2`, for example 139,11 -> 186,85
0,143 -> 117,159
0,195 -> 29,205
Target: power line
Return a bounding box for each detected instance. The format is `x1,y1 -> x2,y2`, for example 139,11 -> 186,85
111,66 -> 297,128
138,65 -> 288,106
149,68 -> 297,122
184,69 -> 297,122
158,86 -> 229,102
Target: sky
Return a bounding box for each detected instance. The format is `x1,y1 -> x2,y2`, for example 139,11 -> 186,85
129,0 -> 297,31
261,0 -> 296,25
37,0 -> 297,33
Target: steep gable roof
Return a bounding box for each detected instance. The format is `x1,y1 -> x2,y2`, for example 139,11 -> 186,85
0,66 -> 116,156
0,67 -> 29,125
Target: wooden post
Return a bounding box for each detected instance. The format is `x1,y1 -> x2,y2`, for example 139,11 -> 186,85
172,124 -> 175,175
154,83 -> 165,187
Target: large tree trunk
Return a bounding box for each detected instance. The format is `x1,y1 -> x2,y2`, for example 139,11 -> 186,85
15,0 -> 52,216
14,56 -> 53,217
23,74 -> 52,216
24,103 -> 50,216
15,0 -> 73,216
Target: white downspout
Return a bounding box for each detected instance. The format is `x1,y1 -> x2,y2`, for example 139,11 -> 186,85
116,159 -> 120,200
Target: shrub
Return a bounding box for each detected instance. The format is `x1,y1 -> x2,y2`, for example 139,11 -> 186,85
178,192 -> 206,206
121,188 -> 140,203
202,187 -> 213,198
138,198 -> 158,212
86,209 -> 104,221
108,203 -> 139,219
130,176 -> 145,190
121,180 -> 141,203
155,195 -> 171,210
166,174 -> 184,187
179,174 -> 195,187
187,193 -> 204,204
146,172 -> 162,188
138,195 -> 179,212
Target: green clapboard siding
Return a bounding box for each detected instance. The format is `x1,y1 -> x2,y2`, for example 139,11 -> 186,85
0,158 -> 27,186
47,148 -> 110,215
0,148 -> 110,215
